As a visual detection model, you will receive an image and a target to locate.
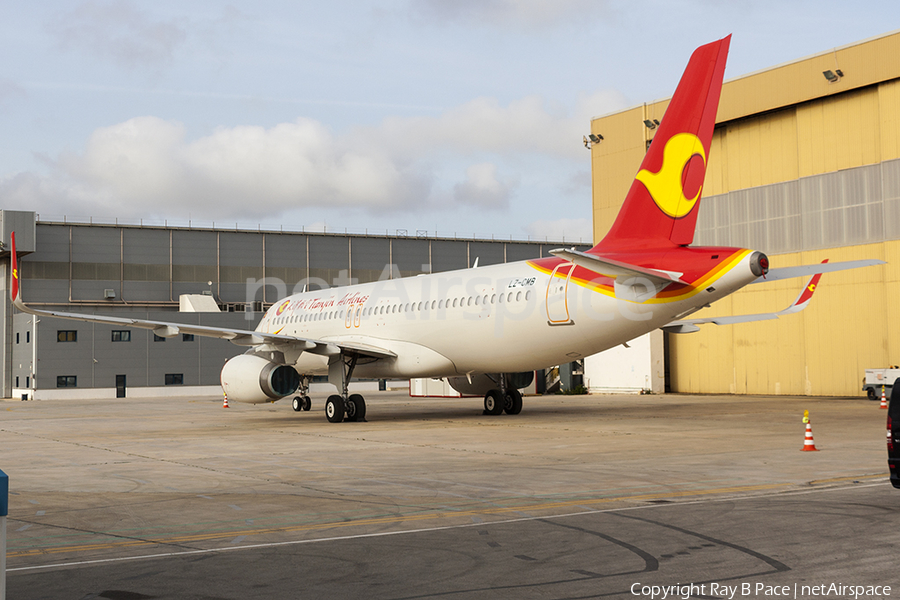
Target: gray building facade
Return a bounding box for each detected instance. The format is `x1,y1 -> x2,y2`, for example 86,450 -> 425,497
8,212 -> 583,399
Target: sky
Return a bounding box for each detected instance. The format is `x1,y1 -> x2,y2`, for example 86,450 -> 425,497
0,1 -> 896,244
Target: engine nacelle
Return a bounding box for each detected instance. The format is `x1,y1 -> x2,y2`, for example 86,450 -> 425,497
220,354 -> 300,404
447,372 -> 534,396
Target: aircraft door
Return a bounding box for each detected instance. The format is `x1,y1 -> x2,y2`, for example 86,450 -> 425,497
546,264 -> 574,325
345,304 -> 363,329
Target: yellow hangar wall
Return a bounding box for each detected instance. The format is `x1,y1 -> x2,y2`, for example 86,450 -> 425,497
590,31 -> 900,396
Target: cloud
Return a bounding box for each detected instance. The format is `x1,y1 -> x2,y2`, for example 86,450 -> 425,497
1,87 -> 626,221
370,89 -> 626,160
40,116 -> 431,218
410,0 -> 611,28
453,163 -> 514,208
48,1 -> 187,69
524,217 -> 593,243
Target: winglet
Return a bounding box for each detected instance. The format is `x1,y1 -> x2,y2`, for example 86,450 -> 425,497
10,232 -> 19,304
778,259 -> 827,315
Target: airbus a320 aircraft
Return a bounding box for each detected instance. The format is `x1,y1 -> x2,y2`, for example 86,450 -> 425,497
10,36 -> 883,422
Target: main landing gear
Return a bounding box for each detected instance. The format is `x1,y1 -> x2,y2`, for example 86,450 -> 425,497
324,353 -> 367,423
483,374 -> 524,416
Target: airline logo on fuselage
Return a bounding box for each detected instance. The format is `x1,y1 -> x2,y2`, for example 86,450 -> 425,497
635,132 -> 706,219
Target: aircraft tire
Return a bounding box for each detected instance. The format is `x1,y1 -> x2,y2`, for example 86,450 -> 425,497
484,389 -> 504,415
292,396 -> 303,412
325,395 -> 345,423
345,394 -> 367,422
302,396 -> 312,411
504,389 -> 523,415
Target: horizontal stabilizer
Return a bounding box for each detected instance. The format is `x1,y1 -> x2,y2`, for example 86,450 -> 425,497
549,248 -> 686,285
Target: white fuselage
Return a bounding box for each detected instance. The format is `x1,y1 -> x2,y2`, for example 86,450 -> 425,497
254,250 -> 759,379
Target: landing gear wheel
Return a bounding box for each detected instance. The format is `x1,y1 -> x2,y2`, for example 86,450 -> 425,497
292,396 -> 303,412
503,389 -> 523,415
302,396 -> 312,411
345,394 -> 367,422
484,389 -> 504,415
325,395 -> 345,423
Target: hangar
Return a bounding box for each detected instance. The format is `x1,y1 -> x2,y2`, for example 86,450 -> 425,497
589,30 -> 900,396
6,211 -> 580,400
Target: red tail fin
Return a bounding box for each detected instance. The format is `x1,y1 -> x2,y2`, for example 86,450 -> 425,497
594,36 -> 730,251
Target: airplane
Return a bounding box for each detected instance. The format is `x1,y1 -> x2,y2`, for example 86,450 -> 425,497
9,35 -> 884,423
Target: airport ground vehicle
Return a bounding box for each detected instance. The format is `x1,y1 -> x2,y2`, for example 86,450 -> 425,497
863,368 -> 900,401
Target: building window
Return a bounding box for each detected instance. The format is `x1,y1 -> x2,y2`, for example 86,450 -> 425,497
58,330 -> 77,342
16,333 -> 19,344
57,375 -> 77,387
182,334 -> 195,342
153,334 -> 166,342
165,373 -> 184,385
26,331 -> 30,343
111,330 -> 131,342
15,377 -> 19,387
26,376 -> 29,387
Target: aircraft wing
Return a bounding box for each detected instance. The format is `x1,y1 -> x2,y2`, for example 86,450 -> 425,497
662,261 -> 828,334
9,233 -> 395,360
753,259 -> 883,282
549,247 -> 686,285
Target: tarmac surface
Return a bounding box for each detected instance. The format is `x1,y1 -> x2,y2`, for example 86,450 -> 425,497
1,390 -> 897,599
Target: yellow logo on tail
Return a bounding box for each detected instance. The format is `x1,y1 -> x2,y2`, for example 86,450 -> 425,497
635,132 -> 706,218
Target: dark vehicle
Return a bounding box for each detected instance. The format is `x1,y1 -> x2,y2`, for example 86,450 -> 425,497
889,378 -> 900,488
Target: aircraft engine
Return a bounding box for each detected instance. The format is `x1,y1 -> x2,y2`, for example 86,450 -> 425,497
220,353 -> 300,404
447,371 -> 534,396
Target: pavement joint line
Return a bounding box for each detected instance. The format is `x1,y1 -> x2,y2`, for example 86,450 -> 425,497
6,479 -> 887,574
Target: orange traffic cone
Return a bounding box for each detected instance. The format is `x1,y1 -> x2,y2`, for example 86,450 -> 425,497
223,394 -> 230,409
881,385 -> 888,409
801,410 -> 818,451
